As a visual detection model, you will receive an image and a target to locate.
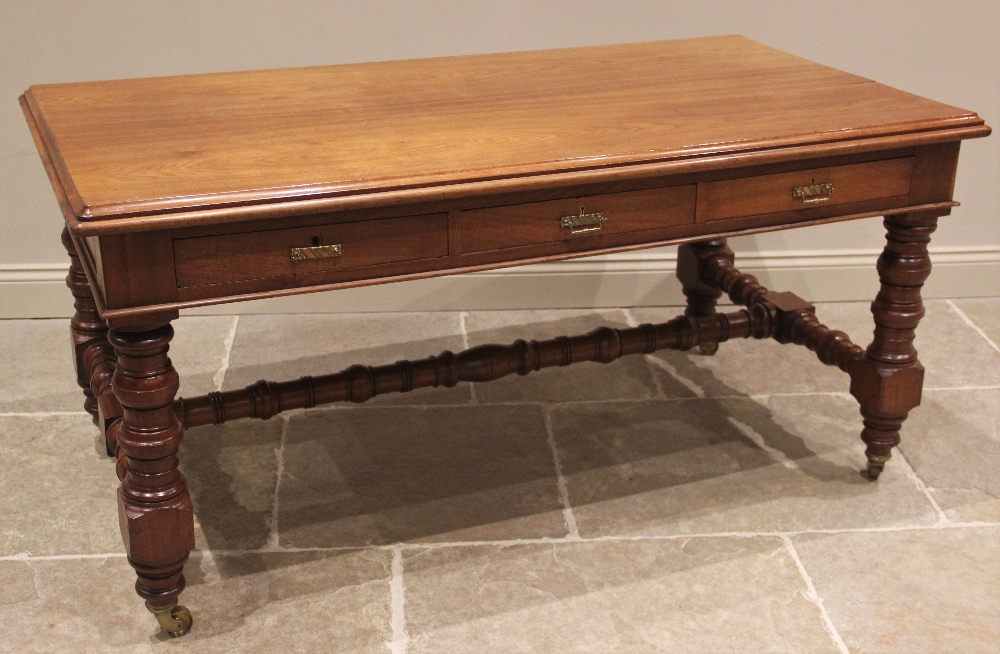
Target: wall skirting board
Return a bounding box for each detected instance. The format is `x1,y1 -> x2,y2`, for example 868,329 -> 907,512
2,246 -> 998,319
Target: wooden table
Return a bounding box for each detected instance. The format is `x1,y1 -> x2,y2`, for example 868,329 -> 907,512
20,35 -> 990,637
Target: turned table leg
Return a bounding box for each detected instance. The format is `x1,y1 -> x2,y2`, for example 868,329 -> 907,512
849,213 -> 938,479
61,227 -> 107,423
61,227 -> 121,454
677,238 -> 731,355
108,320 -> 195,637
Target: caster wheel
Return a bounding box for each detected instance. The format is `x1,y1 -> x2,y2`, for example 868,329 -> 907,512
149,603 -> 193,638
698,341 -> 719,356
866,455 -> 889,481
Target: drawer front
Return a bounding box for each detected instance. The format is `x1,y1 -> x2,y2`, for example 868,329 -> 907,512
456,185 -> 696,254
696,157 -> 914,222
174,213 -> 448,287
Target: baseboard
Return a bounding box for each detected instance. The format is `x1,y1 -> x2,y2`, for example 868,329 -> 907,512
3,246 -> 998,318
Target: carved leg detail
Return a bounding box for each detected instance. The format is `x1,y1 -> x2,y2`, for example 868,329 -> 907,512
61,227 -> 109,423
849,213 -> 937,479
109,323 -> 195,637
677,239 -> 731,354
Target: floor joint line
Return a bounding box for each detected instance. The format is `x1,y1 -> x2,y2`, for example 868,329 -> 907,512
389,544 -> 409,654
7,519 -> 1000,562
264,413 -> 290,551
459,311 -> 478,404
213,315 -> 240,392
543,405 -> 581,540
946,300 -> 1000,354
781,535 -> 851,654
895,450 -> 950,524
0,411 -> 92,418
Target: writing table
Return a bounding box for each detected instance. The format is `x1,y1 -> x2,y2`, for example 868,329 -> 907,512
20,35 -> 990,636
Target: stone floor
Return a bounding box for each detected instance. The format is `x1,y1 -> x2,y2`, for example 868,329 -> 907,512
1,298 -> 998,653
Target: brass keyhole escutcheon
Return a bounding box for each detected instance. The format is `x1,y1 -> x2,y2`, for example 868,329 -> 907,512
290,238 -> 342,261
793,180 -> 834,204
559,206 -> 607,235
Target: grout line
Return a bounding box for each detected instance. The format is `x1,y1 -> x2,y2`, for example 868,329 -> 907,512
389,545 -> 409,654
8,519 -> 1000,562
458,311 -> 471,350
643,355 -> 706,398
781,535 -> 851,654
7,387 -> 937,420
923,384 -> 1000,392
621,308 -> 640,329
947,300 -> 1000,355
459,311 -> 478,404
895,450 -> 950,525
264,414 -> 290,551
0,411 -> 91,418
543,406 -> 581,539
728,416 -> 798,470
273,387 -> 911,414
0,552 -> 128,561
212,315 -> 240,392
623,308 -> 669,400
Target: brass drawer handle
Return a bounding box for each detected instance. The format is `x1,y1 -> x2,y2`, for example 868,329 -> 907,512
793,182 -> 834,204
290,244 -> 342,261
560,208 -> 607,235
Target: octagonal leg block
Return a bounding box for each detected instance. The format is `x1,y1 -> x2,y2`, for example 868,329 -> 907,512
109,320 -> 195,637
849,212 -> 938,479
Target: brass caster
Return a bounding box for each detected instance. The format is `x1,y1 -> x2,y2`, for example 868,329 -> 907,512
866,455 -> 890,481
148,602 -> 193,638
698,341 -> 719,356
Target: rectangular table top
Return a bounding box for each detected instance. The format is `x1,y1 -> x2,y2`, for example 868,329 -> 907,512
21,35 -> 989,228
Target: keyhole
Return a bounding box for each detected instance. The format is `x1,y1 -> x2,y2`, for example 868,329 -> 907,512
311,236 -> 321,247
580,206 -> 586,214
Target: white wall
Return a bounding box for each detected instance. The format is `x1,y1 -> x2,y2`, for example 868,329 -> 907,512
2,0 -> 997,317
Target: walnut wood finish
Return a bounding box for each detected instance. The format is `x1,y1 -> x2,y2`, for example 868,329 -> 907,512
456,185 -> 696,254
849,212 -> 940,478
700,247 -> 865,372
21,36 -> 987,229
175,304 -> 773,428
175,212 -> 449,288
172,254 -> 868,430
676,239 -> 730,354
20,36 -> 991,637
60,227 -> 109,423
108,322 -> 194,632
695,157 -> 914,222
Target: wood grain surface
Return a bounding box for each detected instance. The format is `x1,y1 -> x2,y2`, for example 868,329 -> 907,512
22,35 -> 987,223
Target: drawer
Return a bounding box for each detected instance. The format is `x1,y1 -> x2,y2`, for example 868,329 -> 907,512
456,185 -> 696,254
174,213 -> 448,287
696,157 -> 914,222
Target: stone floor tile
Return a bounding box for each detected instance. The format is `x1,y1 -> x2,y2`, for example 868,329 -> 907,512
171,315 -> 241,398
912,300 -> 1000,388
0,549 -> 392,653
551,395 -> 938,537
180,418 -> 283,551
950,297 -> 1000,347
794,527 -> 1000,653
0,415 -> 120,556
464,309 -> 666,401
634,300 -> 1000,397
631,303 -> 859,398
817,300 -> 1000,388
0,315 -> 234,413
898,388 -> 1000,523
224,313 -> 472,405
277,405 -> 567,547
0,319 -> 87,412
403,537 -> 842,653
